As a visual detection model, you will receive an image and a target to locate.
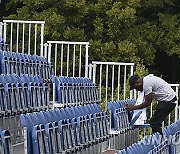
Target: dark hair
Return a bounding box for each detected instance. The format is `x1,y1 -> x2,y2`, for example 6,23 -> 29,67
129,75 -> 140,90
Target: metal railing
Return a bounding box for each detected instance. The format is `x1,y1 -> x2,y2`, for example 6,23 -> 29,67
3,20 -> 45,56
45,41 -> 89,77
89,61 -> 134,110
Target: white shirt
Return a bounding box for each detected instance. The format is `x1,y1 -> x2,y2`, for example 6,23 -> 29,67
143,74 -> 176,102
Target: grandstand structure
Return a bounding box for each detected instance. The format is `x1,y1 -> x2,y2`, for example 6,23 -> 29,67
0,20 -> 180,154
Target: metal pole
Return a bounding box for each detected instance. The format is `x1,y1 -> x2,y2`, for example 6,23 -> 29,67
43,43 -> 48,58
105,64 -> 109,111
99,64 -> 102,102
85,44 -> 89,78
60,44 -> 63,76
123,65 -> 127,100
67,44 -> 70,77
10,23 -> 13,52
16,23 -> 19,53
28,24 -> 31,54
112,65 -> 114,101
34,23 -> 37,55
73,44 -> 76,77
40,23 -> 44,56
79,45 -> 82,77
3,22 -> 7,42
22,23 -> 25,54
130,65 -> 134,99
0,22 -> 3,38
48,43 -> 51,62
93,64 -> 96,83
117,65 -> 121,100
88,64 -> 92,79
55,43 -> 57,76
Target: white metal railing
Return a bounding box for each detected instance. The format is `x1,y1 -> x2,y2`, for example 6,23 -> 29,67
3,20 -> 45,56
45,41 -> 89,77
89,61 -> 134,110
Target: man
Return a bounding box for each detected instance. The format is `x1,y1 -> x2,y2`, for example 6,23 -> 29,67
125,74 -> 177,135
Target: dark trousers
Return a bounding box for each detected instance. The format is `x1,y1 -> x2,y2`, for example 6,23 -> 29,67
149,100 -> 176,135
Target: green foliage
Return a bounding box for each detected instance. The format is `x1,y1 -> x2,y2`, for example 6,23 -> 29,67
1,0 -> 180,81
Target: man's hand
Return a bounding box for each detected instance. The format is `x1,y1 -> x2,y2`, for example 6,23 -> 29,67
125,104 -> 134,111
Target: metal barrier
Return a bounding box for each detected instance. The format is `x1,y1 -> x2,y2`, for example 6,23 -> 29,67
89,61 -> 134,110
2,20 -> 45,56
45,41 -> 89,77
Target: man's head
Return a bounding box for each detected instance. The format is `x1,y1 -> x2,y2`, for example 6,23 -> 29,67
129,75 -> 143,91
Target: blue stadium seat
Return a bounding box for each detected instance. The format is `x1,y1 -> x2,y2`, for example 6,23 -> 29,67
32,125 -> 49,154
0,130 -> 13,154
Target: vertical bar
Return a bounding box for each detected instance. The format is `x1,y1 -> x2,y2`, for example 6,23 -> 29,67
92,64 -> 96,83
79,45 -> 82,77
22,23 -> 25,54
16,23 -> 19,53
44,43 -> 48,58
73,44 -> 76,77
130,65 -> 134,99
67,44 -> 70,77
134,90 -> 137,100
112,65 -> 114,101
0,22 -> 3,38
10,23 -> 13,52
176,85 -> 180,120
168,114 -> 171,125
60,44 -> 63,76
23,128 -> 28,154
105,64 -> 109,111
175,85 -> 179,122
34,23 -> 37,55
117,65 -> 121,100
40,23 -> 44,56
88,64 -> 92,79
123,65 -> 127,100
150,103 -> 153,118
48,43 -> 51,62
53,83 -> 56,108
3,22 -> 7,42
54,43 -> 57,76
28,23 -> 31,54
99,64 -> 102,102
162,121 -> 164,128
85,44 -> 89,78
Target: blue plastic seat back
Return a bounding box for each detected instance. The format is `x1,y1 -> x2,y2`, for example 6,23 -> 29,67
0,130 -> 13,154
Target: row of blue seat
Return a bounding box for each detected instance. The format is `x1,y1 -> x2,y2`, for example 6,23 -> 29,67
118,132 -> 164,154
0,129 -> 12,154
147,121 -> 180,154
162,120 -> 180,136
0,49 -> 53,80
0,74 -> 49,116
147,140 -> 169,154
172,131 -> 180,154
108,99 -> 136,129
20,104 -> 110,154
52,76 -> 99,106
118,120 -> 180,154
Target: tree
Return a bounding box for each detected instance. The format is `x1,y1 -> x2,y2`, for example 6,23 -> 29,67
1,0 -> 180,83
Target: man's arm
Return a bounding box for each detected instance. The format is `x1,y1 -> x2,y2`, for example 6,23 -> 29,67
125,93 -> 152,111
